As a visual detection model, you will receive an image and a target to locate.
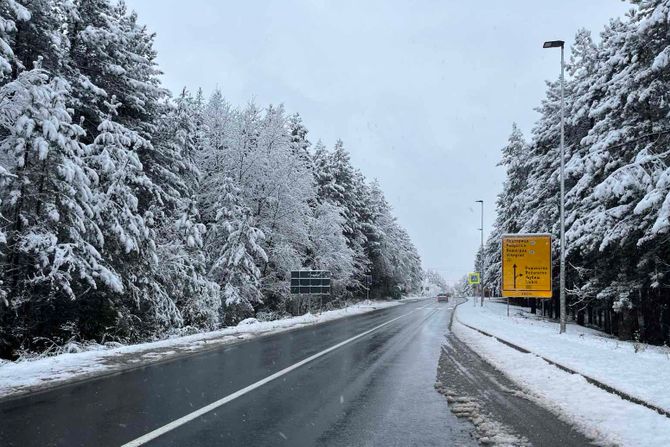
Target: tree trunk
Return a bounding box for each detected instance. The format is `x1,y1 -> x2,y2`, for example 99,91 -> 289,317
618,308 -> 634,341
640,288 -> 663,344
661,290 -> 670,345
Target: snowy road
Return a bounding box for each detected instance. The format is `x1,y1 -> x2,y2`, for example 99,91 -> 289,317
0,298 -> 588,446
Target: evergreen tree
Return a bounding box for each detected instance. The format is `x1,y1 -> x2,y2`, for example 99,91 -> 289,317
0,0 -> 30,79
0,164 -> 9,303
157,197 -> 220,330
0,69 -> 115,354
152,89 -> 220,330
313,140 -> 370,292
306,201 -> 355,296
365,180 -> 422,297
88,98 -> 178,339
483,124 -> 529,294
207,177 -> 267,325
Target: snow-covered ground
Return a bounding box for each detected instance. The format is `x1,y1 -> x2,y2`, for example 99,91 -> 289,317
453,298 -> 670,446
0,299 -> 411,399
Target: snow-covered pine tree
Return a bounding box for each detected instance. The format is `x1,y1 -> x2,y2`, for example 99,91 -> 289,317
287,112 -> 313,174
0,0 -> 26,313
313,140 -> 370,294
64,0 -> 161,136
364,180 -> 422,298
483,124 -> 530,296
152,89 -> 201,210
481,232 -> 501,297
251,104 -> 314,301
152,89 -> 220,330
557,29 -> 614,318
87,97 -> 179,340
198,89 -> 233,173
198,98 -> 317,308
0,69 -> 117,355
571,1 -> 670,340
0,164 -> 8,307
363,179 -> 393,296
10,0 -> 70,80
157,197 -> 220,330
394,226 -> 423,294
66,1 -> 215,338
0,0 -> 30,80
517,77 -> 572,236
306,201 -> 355,298
206,177 -> 267,325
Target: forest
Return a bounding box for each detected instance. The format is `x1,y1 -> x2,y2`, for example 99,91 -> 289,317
481,0 -> 670,344
0,0 -> 423,359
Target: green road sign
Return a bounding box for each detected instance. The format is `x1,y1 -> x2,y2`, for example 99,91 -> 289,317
290,270 -> 331,295
467,272 -> 481,285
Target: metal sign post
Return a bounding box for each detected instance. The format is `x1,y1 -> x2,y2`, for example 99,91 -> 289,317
475,200 -> 484,307
543,39 -> 567,333
467,272 -> 481,306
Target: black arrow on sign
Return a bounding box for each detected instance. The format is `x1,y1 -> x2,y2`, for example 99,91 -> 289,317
513,264 -> 523,288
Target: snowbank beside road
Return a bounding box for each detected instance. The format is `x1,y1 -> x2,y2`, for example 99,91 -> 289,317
453,298 -> 670,446
0,299 -> 409,399
456,299 -> 670,412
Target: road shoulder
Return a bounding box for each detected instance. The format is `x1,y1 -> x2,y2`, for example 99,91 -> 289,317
450,298 -> 670,446
436,299 -> 595,447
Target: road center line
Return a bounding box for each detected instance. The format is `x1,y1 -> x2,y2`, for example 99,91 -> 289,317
121,309 -> 417,447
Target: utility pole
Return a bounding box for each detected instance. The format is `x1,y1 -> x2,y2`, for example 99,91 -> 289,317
543,39 -> 567,333
476,200 -> 484,306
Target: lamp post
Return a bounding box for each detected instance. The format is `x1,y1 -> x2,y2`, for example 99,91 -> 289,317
543,39 -> 567,334
476,200 -> 484,306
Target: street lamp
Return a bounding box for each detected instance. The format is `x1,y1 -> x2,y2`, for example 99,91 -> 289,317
476,200 -> 484,307
543,39 -> 567,334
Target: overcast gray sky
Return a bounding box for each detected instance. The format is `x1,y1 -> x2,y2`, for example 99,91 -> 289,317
126,0 -> 630,284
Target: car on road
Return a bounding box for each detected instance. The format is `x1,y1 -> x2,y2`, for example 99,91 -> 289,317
436,293 -> 450,302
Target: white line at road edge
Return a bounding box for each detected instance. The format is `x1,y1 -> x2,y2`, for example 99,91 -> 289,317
121,309 -> 417,446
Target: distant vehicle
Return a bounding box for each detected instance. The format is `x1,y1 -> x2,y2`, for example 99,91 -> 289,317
436,293 -> 450,302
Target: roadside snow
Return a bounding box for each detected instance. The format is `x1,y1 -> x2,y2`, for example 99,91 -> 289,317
435,382 -> 530,446
453,298 -> 670,446
456,299 -> 670,413
0,299 -> 409,399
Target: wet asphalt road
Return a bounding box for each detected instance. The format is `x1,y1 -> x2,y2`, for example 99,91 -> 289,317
0,298 -> 589,446
1,299 -> 476,446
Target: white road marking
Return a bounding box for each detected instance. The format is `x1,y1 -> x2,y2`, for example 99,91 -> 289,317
120,309 -> 417,446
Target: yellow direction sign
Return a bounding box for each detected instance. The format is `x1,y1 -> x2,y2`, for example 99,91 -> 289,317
467,272 -> 480,285
502,234 -> 552,298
